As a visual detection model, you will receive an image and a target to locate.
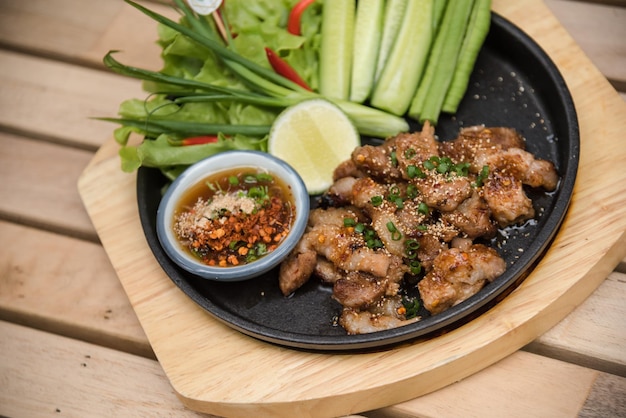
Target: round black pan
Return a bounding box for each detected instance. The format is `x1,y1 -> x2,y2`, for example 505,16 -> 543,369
137,13 -> 579,351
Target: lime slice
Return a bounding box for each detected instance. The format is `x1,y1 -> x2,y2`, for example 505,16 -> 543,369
268,99 -> 360,195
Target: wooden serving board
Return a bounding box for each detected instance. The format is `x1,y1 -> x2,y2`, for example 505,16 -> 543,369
78,1 -> 626,416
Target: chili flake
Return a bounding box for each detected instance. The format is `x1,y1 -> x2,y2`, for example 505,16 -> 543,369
172,168 -> 294,267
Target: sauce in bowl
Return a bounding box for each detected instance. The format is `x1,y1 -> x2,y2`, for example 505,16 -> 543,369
173,168 -> 295,267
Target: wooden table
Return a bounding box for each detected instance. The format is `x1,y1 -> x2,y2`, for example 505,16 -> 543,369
1,0 -> 625,416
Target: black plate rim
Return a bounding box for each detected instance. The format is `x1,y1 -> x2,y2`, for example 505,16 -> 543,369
136,12 -> 580,351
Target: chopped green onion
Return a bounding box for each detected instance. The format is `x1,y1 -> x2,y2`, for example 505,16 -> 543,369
390,150 -> 398,167
371,195 -> 384,206
407,164 -> 425,179
343,217 -> 357,227
408,260 -> 422,275
406,184 -> 419,199
386,221 -> 402,240
454,161 -> 470,176
402,297 -> 421,318
418,202 -> 430,215
405,239 -> 420,251
474,165 -> 490,187
423,158 -> 436,170
256,173 -> 274,182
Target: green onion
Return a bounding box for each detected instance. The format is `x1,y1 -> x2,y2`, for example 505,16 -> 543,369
418,202 -> 430,215
437,158 -> 450,173
408,260 -> 422,275
407,165 -> 425,179
343,217 -> 357,227
104,0 -> 410,158
402,297 -> 421,318
390,150 -> 398,167
453,161 -> 471,176
405,238 -> 420,260
405,239 -> 420,252
371,195 -> 384,206
256,173 -> 273,182
474,165 -> 490,187
386,221 -> 402,240
423,158 -> 436,171
99,116 -> 271,138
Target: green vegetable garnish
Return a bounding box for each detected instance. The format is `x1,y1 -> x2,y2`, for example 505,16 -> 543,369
102,0 -> 491,178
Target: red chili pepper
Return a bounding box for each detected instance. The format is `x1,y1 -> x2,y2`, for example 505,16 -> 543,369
264,47 -> 312,91
181,136 -> 220,146
287,0 -> 316,36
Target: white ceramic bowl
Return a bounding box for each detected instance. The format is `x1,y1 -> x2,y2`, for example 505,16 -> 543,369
156,151 -> 309,281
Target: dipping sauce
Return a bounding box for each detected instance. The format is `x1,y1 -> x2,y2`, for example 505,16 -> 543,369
172,167 -> 295,267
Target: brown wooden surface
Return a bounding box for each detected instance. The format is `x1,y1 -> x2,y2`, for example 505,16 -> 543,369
1,0 -> 625,417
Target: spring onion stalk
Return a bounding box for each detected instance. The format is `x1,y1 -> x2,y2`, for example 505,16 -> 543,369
350,0 -> 384,103
373,0 -> 408,83
127,0 -> 309,96
409,0 -> 474,124
370,0 -> 434,116
319,0 -> 355,100
104,51 -> 408,139
442,0 -> 492,113
103,51 -> 287,103
99,117 -> 271,137
106,0 -> 408,142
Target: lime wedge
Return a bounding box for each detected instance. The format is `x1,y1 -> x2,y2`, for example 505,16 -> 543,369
268,99 -> 360,195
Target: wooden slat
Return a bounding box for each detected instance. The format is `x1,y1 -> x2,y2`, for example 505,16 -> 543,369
0,0 -> 624,416
0,132 -> 97,239
578,372 -> 626,418
0,321 -> 212,418
0,0 -> 624,93
0,220 -> 152,358
574,0 -> 626,7
2,320 -> 624,418
0,50 -> 143,150
74,0 -> 626,413
0,0 -> 172,70
546,0 -> 626,89
372,351 -> 626,418
525,271 -> 626,377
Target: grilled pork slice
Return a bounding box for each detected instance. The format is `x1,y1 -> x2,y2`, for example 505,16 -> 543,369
418,244 -> 506,315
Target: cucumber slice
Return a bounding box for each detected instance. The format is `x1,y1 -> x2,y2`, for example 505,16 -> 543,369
319,0 -> 356,100
374,0 -> 408,83
370,0 -> 434,116
350,0 -> 384,103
